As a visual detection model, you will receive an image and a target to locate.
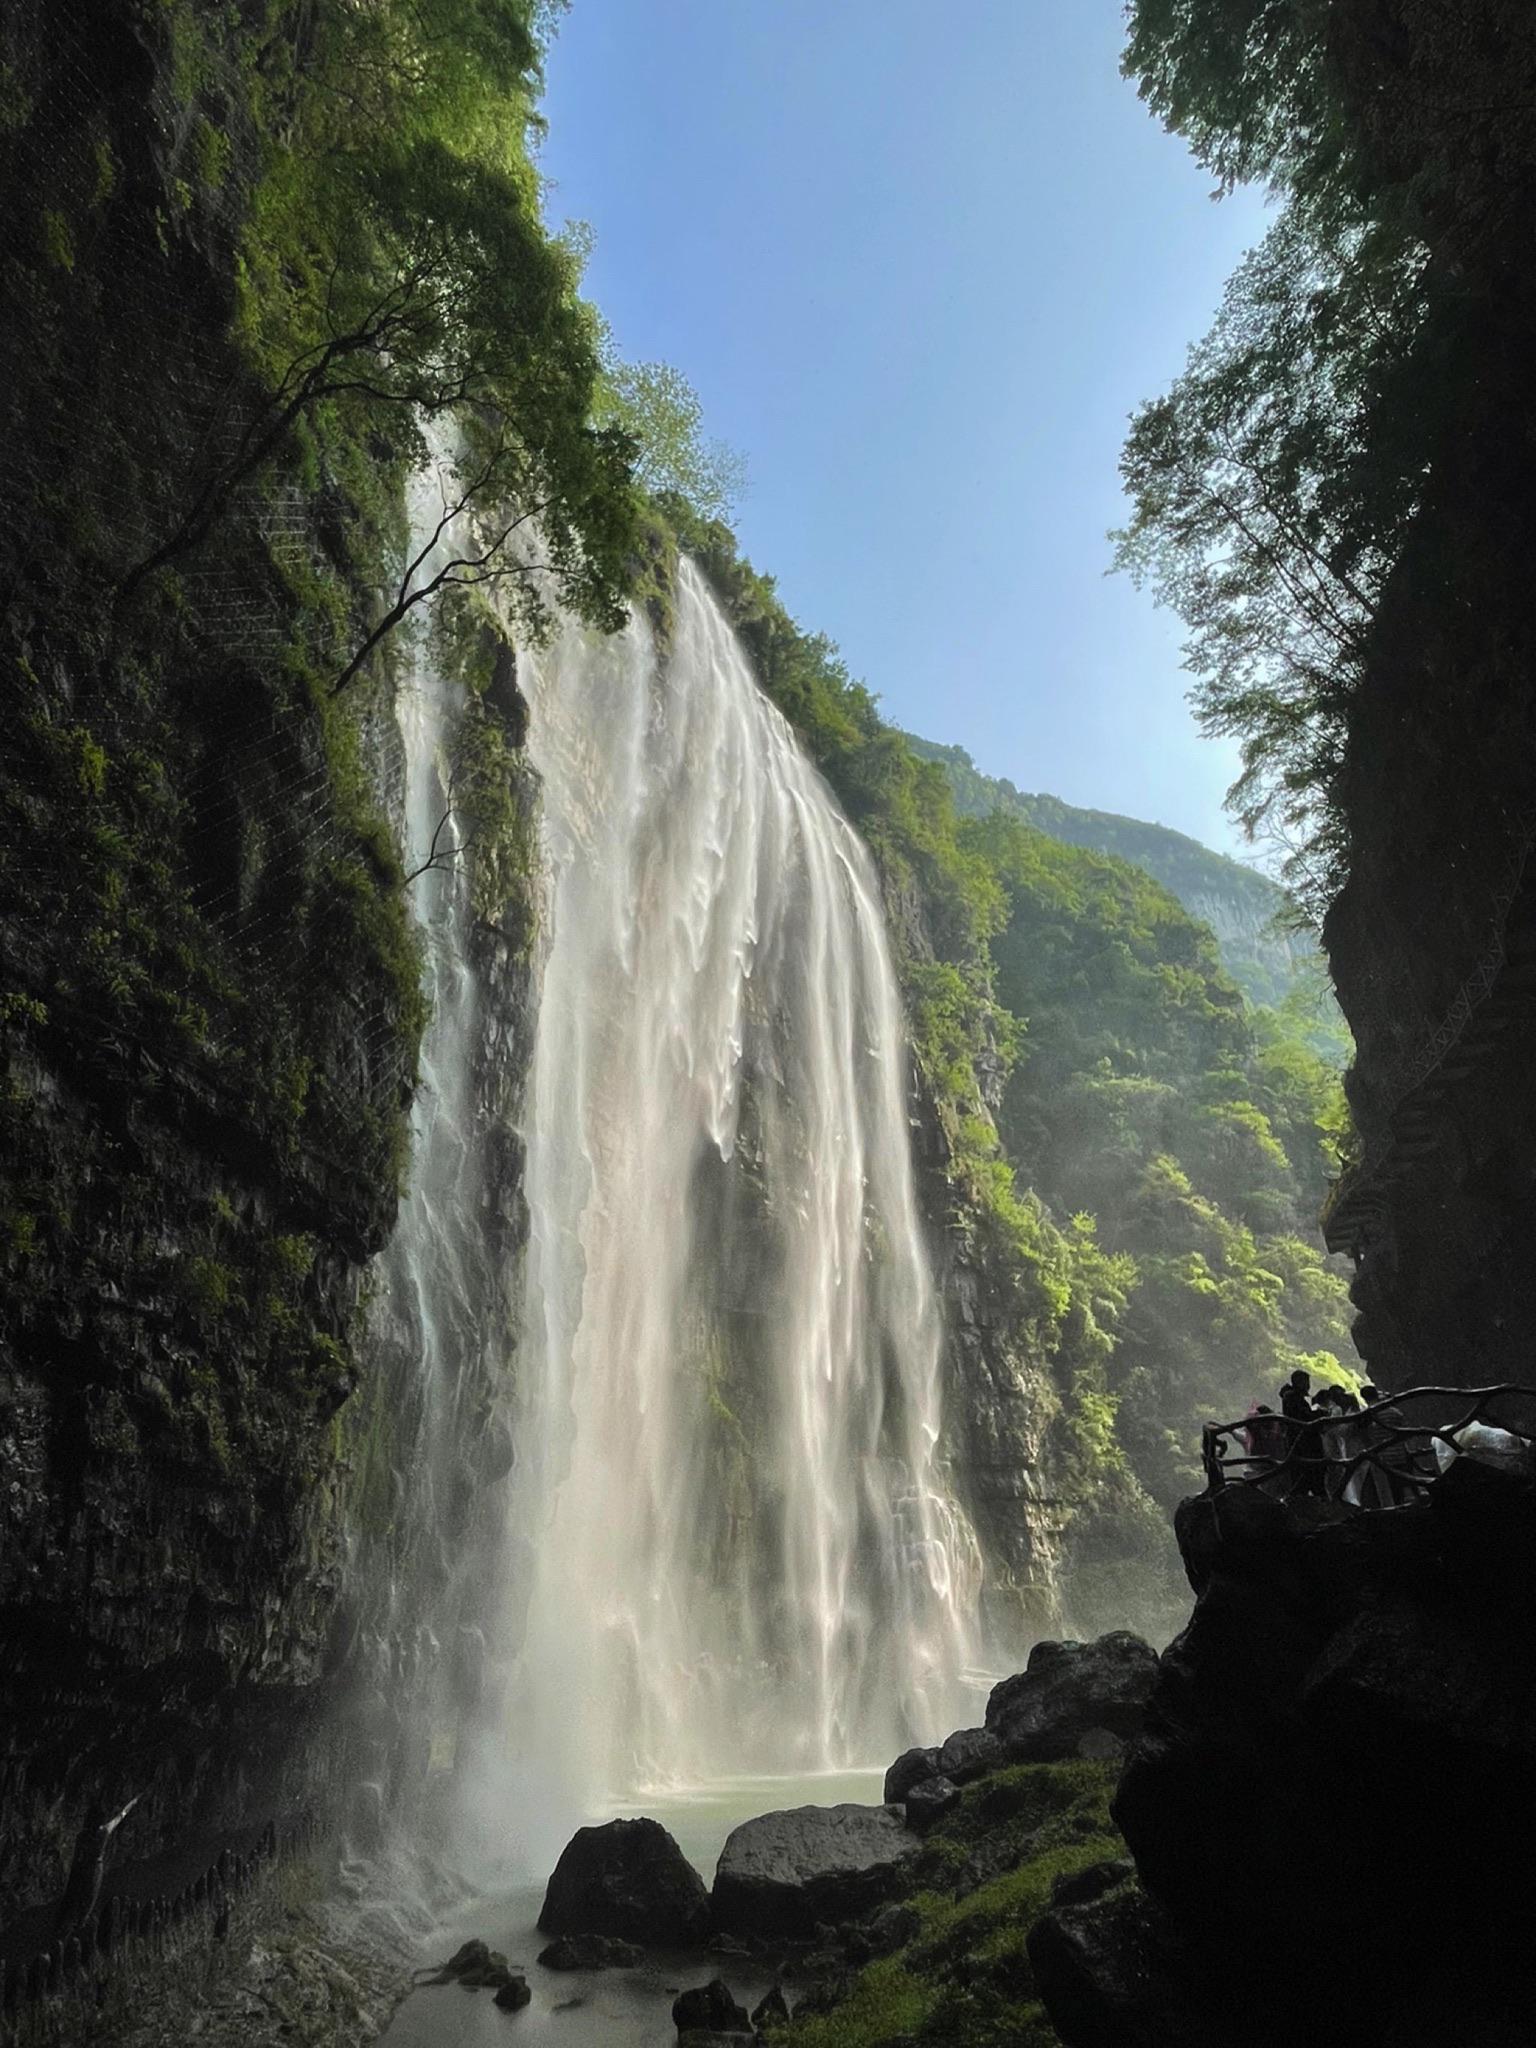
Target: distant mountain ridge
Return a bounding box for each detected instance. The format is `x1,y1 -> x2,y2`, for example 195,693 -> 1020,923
905,734 -> 1321,1015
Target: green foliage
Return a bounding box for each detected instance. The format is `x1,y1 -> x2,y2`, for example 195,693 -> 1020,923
905,731 -> 1340,1027
41,209 -> 75,272
945,792 -> 1352,1518
1113,1156 -> 1354,1505
1122,0 -> 1354,204
188,0 -> 644,657
595,349 -> 747,520
1114,0 -> 1501,906
777,1762 -> 1123,2048
190,115 -> 232,193
1113,204 -> 1448,904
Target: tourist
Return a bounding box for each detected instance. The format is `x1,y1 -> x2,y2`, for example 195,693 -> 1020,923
1278,1370 -> 1325,1495
1279,1368 -> 1315,1423
1313,1387 -> 1363,1500
1241,1402 -> 1286,1486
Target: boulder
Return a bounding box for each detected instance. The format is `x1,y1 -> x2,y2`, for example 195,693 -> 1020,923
882,1745 -> 941,1805
751,1983 -> 791,2028
985,1633 -> 1158,1761
492,1973 -> 532,2011
1075,1728 -> 1125,1762
902,1776 -> 961,1829
936,1725 -> 1006,1783
414,1937 -> 525,1993
712,1804 -> 921,1940
1049,1857 -> 1134,1912
671,1977 -> 750,2033
1027,1886 -> 1223,2048
863,1901 -> 920,1956
537,1932 -> 643,1970
539,1817 -> 711,1946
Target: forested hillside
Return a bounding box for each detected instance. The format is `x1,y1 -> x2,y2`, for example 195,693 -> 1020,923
905,734 -> 1337,1029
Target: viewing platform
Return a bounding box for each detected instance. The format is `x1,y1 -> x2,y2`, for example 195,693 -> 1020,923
1199,1384 -> 1536,1506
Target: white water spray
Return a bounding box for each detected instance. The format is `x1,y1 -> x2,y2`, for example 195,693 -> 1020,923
491,559 -> 980,1807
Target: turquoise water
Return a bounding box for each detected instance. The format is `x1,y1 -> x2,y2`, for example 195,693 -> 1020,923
376,1770 -> 885,2048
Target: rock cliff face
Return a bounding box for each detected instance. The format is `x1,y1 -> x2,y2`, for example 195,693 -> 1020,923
0,0 -> 541,1975
1322,387 -> 1536,1386
1317,5 -> 1536,1393
1033,1466 -> 1536,2048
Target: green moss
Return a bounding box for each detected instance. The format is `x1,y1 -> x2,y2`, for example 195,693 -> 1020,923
776,1763 -> 1122,2048
89,131 -> 118,206
190,115 -> 232,192
0,61 -> 33,131
272,1232 -> 316,1282
0,1208 -> 39,1261
182,1254 -> 241,1319
40,208 -> 75,272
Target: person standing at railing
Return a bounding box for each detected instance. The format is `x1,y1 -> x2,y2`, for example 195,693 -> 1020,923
1241,1403 -> 1286,1487
1316,1384 -> 1361,1499
1279,1369 -> 1328,1495
1279,1368 -> 1314,1425
1360,1386 -> 1421,1505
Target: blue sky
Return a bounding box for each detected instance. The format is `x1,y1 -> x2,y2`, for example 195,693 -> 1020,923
538,2 -> 1272,858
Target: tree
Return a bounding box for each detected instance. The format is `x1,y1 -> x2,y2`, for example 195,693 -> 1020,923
596,356 -> 747,522
121,0 -> 642,662
1113,187 -> 1446,910
1115,1 -> 1507,910
1121,0 -> 1353,205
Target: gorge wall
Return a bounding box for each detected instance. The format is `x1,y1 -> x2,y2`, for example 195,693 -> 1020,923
1318,0 -> 1536,1393
0,0 -> 553,1964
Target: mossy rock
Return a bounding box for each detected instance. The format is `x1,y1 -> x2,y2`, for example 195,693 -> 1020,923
771,1762 -> 1123,2048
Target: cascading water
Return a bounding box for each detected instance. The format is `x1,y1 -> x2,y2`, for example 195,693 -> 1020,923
347,457 -> 514,1854
480,558 -> 982,1812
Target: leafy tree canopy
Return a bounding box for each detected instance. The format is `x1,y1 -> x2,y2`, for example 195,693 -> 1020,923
1115,0 -> 1484,909
226,0 -> 640,646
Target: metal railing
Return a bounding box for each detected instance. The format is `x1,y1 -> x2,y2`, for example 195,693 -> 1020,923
1200,1385 -> 1536,1507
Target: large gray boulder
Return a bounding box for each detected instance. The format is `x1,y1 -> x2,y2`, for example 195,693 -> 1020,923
672,1978 -> 751,2033
937,1724 -> 1006,1783
539,1817 -> 711,1945
882,1745 -> 940,1804
985,1632 -> 1158,1761
1027,1885 -> 1223,2048
711,1803 -> 920,1939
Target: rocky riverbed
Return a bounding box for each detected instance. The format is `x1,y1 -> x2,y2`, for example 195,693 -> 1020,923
368,1633 -> 1158,2048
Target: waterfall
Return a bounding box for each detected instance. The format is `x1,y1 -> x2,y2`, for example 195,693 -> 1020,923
485,557 -> 981,1809
347,456 -> 509,1853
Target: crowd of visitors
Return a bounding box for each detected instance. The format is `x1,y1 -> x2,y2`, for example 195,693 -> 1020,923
1236,1370 -> 1417,1505
1225,1369 -> 1536,1504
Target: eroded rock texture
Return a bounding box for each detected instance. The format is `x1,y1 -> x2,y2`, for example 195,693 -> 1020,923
1320,0 -> 1536,1391
1034,1468 -> 1536,2047
0,0 -> 536,1974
